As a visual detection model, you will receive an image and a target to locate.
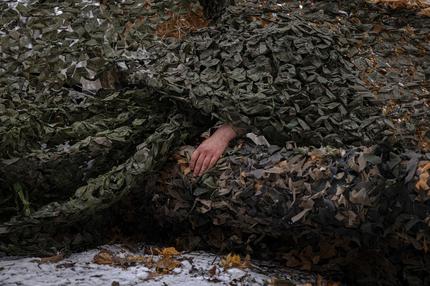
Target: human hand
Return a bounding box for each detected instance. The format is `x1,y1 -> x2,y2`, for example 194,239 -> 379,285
190,124 -> 237,176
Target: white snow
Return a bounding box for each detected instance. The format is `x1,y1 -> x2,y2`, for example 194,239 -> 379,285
0,245 -> 314,286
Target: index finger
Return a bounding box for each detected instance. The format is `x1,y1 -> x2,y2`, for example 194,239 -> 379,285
190,149 -> 200,170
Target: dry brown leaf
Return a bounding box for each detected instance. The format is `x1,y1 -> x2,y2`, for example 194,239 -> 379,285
93,249 -> 158,269
368,0 -> 430,9
38,253 -> 64,264
240,171 -> 246,185
220,253 -> 250,269
182,166 -> 192,175
156,246 -> 180,257
174,146 -> 195,175
415,162 -> 430,191
93,249 -> 114,265
155,256 -> 181,273
419,7 -> 430,16
417,129 -> 430,151
368,0 -> 430,17
254,180 -> 263,193
156,6 -> 208,39
208,265 -> 217,276
126,255 -> 154,268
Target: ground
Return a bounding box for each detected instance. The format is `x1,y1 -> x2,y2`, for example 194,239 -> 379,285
0,245 -> 317,286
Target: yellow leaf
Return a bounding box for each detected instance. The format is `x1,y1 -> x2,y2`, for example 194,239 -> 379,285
220,253 -> 250,269
416,162 -> 430,191
180,166 -> 191,175
155,256 -> 181,273
126,255 -> 154,268
157,247 -> 180,257
93,249 -> 114,265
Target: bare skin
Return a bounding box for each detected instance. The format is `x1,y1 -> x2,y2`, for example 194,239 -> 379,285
190,124 -> 237,176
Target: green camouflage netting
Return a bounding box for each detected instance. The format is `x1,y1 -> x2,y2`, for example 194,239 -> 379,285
0,0 -> 430,284
125,6 -> 387,147
145,140 -> 430,284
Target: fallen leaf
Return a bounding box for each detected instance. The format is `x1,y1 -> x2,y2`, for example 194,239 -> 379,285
415,162 -> 430,191
93,249 -> 114,265
38,253 -> 64,264
220,253 -> 250,269
157,247 -> 180,257
208,265 -> 217,276
155,6 -> 207,39
181,166 -> 191,175
126,255 -> 154,268
155,256 -> 181,273
419,7 -> 430,16
254,180 -> 264,193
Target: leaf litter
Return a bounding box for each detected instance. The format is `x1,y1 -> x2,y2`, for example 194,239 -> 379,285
1,244 -> 326,285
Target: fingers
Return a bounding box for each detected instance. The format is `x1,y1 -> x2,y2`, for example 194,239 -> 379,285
193,151 -> 206,176
190,138 -> 226,176
198,155 -> 213,176
190,149 -> 200,170
191,151 -> 221,176
208,155 -> 219,171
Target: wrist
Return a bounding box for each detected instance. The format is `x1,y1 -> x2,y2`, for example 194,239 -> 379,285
214,124 -> 237,143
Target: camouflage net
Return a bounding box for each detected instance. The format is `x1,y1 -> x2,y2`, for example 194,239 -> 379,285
145,141 -> 430,284
126,7 -> 386,147
1,0 -> 430,285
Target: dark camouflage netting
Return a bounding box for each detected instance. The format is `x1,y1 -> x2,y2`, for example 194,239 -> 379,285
145,140 -> 430,284
1,0 -> 430,285
126,5 -> 388,147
